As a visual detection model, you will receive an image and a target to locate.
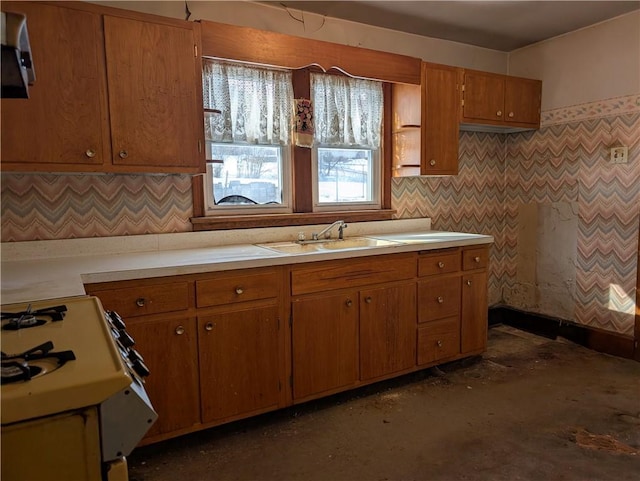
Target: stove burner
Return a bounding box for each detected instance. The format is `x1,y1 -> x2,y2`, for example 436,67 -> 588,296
1,341 -> 76,384
1,304 -> 67,330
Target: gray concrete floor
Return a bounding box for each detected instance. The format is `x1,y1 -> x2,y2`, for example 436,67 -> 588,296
128,325 -> 640,481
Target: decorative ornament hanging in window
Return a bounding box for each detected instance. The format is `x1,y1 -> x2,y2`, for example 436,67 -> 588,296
294,98 -> 314,148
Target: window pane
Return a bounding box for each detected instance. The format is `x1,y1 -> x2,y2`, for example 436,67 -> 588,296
317,148 -> 373,204
209,144 -> 284,205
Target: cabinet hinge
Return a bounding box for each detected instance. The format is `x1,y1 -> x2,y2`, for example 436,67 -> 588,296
461,99 -> 465,107
194,44 -> 198,57
461,84 -> 465,92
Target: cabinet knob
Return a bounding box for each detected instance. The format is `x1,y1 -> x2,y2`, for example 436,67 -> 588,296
496,110 -> 502,117
175,325 -> 185,335
429,159 -> 436,166
467,280 -> 472,286
365,296 -> 372,304
205,322 -> 214,331
346,299 -> 353,307
438,261 -> 445,268
474,256 -> 481,263
235,287 -> 244,295
135,297 -> 146,307
119,150 -> 129,159
436,340 -> 443,347
85,149 -> 96,158
508,111 -> 514,118
437,296 -> 444,304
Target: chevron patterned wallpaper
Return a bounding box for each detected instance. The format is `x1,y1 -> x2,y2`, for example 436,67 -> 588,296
1,95 -> 638,335
0,174 -> 194,241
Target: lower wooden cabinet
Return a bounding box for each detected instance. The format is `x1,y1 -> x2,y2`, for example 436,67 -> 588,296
198,303 -> 280,422
359,283 -> 416,380
292,292 -> 359,400
461,272 -> 488,353
86,246 -> 489,444
124,315 -> 200,438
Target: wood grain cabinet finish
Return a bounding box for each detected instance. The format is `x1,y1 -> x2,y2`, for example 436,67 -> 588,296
391,62 -> 460,177
124,316 -> 200,438
1,1 -> 204,173
417,317 -> 461,365
1,2 -> 109,167
418,277 -> 461,323
90,282 -> 190,318
461,246 -> 490,354
196,270 -> 279,307
359,283 -> 417,380
461,69 -> 542,129
292,292 -> 359,401
198,304 -> 280,423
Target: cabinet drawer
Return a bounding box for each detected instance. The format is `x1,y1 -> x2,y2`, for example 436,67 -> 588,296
291,254 -> 416,296
418,276 -> 461,322
94,282 -> 190,318
463,247 -> 489,270
418,250 -> 460,277
196,271 -> 279,307
417,317 -> 460,365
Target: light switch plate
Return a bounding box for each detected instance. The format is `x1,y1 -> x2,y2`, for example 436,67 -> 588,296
610,146 -> 628,164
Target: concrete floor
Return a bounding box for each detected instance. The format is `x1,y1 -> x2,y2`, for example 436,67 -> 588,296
128,325 -> 640,481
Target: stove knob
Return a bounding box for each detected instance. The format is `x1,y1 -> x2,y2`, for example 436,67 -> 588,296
107,311 -> 126,331
127,348 -> 144,364
118,330 -> 135,348
132,358 -> 150,378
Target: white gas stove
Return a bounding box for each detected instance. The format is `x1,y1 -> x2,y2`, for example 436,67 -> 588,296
1,295 -> 157,481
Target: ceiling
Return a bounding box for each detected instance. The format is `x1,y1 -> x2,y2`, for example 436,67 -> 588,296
262,1 -> 640,51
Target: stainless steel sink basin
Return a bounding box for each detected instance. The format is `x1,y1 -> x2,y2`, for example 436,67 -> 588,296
256,237 -> 402,254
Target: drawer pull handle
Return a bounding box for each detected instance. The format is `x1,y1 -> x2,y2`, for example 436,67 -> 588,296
365,297 -> 372,304
85,149 -> 96,158
429,159 -> 436,166
235,287 -> 244,295
474,256 -> 481,263
436,340 -> 443,347
135,298 -> 146,307
508,112 -> 514,118
175,326 -> 185,335
437,296 -> 444,304
119,150 -> 129,159
346,299 -> 353,307
496,110 -> 502,117
205,322 -> 214,332
467,280 -> 473,286
438,261 -> 445,268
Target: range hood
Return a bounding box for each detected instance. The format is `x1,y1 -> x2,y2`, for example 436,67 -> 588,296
1,11 -> 35,98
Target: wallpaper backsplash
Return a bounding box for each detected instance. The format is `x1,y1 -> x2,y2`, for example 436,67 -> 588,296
2,95 -> 639,336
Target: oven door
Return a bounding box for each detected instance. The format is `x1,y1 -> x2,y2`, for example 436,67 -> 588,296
1,407 -> 102,481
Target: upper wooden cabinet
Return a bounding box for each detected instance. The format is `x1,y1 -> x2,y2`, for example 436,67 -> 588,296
0,2 -> 205,173
460,69 -> 542,130
421,63 -> 460,175
391,62 -> 460,177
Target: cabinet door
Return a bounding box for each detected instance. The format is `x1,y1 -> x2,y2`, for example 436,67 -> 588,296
199,305 -> 280,423
505,77 -> 542,125
422,63 -> 460,175
125,316 -> 200,438
1,3 -> 109,168
360,283 -> 416,380
461,273 -> 488,353
292,292 -> 359,400
461,71 -> 505,123
103,16 -> 203,172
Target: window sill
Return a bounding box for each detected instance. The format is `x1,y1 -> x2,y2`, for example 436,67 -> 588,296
191,210 -> 396,231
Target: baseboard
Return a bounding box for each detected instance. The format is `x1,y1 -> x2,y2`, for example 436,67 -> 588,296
489,305 -> 637,361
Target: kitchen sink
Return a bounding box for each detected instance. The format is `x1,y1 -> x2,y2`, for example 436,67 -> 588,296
256,236 -> 403,254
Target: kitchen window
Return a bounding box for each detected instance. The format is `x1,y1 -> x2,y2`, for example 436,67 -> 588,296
311,74 -> 383,211
202,60 -> 293,214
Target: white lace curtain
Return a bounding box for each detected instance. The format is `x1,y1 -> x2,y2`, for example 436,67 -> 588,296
311,73 -> 384,148
202,60 -> 293,145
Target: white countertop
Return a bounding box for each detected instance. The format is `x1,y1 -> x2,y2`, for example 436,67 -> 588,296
1,220 -> 493,305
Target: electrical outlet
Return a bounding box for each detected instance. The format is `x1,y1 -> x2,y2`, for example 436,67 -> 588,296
610,146 -> 628,164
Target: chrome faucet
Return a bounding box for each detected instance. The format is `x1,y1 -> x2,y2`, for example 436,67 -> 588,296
312,220 -> 347,240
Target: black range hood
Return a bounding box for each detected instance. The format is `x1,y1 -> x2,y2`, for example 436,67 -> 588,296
1,11 -> 35,99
